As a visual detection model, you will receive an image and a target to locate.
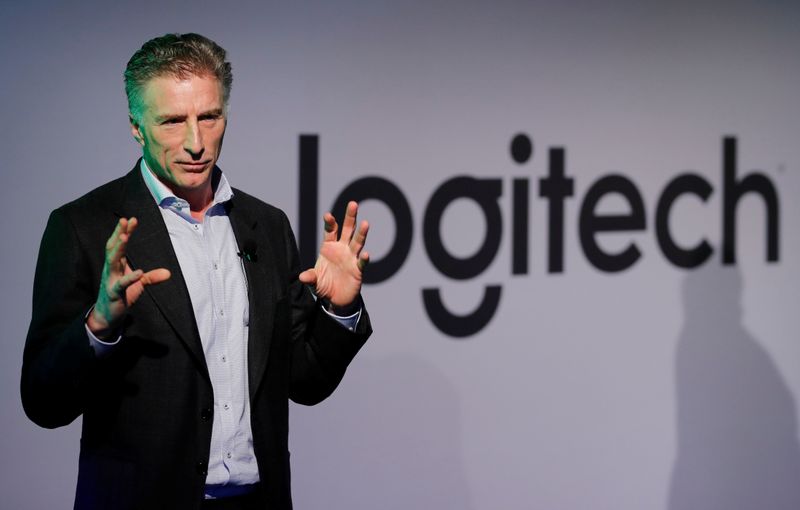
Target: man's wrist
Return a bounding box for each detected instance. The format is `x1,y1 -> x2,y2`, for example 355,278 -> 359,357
86,305 -> 115,341
84,306 -> 123,355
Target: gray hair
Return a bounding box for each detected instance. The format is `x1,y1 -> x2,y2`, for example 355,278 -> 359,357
124,33 -> 233,124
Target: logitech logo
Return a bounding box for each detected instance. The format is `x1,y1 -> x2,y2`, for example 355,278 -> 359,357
297,135 -> 780,337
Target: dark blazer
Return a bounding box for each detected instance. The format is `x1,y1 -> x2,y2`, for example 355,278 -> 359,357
21,163 -> 371,510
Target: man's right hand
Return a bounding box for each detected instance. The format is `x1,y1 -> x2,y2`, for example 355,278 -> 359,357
86,217 -> 171,340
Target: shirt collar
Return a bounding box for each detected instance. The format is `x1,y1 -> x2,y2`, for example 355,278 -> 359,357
140,158 -> 234,211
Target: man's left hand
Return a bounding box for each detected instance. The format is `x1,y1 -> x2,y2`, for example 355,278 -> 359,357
299,201 -> 370,309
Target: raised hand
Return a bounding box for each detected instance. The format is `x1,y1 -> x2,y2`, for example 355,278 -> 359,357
86,217 -> 171,339
299,201 -> 370,309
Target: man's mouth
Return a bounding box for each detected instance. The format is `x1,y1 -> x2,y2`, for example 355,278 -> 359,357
177,161 -> 210,171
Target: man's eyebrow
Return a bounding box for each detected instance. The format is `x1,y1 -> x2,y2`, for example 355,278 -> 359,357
154,109 -> 224,123
200,108 -> 224,117
155,113 -> 186,123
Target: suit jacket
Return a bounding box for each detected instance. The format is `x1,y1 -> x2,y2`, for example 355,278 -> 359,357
21,163 -> 371,510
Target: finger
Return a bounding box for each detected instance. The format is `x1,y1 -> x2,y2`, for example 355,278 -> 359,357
322,212 -> 338,242
358,251 -> 370,272
105,218 -> 126,252
125,268 -> 171,304
139,268 -> 171,286
110,217 -> 139,268
339,201 -> 358,243
107,217 -> 135,267
108,229 -> 132,269
349,220 -> 369,255
125,216 -> 139,236
111,268 -> 143,297
298,268 -> 317,285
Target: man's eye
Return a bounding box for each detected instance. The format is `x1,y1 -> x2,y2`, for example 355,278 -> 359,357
162,119 -> 182,125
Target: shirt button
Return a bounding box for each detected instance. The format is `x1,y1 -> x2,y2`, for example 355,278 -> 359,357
226,452 -> 232,459
213,263 -> 218,270
223,403 -> 230,411
221,355 -> 227,363
219,310 -> 224,316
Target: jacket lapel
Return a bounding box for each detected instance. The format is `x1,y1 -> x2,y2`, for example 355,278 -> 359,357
227,194 -> 276,401
114,165 -> 210,381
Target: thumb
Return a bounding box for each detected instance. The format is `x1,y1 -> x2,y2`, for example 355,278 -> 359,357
298,268 -> 317,285
126,268 -> 171,304
140,268 -> 171,286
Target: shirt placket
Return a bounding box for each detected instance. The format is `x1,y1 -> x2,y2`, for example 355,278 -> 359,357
204,213 -> 238,478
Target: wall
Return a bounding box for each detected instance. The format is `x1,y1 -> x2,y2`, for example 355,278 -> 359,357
1,1 -> 798,508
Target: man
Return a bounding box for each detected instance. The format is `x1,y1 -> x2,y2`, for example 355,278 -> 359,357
21,33 -> 372,509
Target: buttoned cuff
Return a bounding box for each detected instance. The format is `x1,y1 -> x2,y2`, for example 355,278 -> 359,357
320,305 -> 362,332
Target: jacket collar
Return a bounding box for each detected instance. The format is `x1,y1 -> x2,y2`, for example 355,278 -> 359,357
114,161 -> 209,381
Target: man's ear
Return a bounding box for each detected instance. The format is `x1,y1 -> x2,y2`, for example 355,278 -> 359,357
130,115 -> 145,146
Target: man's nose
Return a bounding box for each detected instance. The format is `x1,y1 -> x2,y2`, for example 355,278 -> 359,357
183,120 -> 204,158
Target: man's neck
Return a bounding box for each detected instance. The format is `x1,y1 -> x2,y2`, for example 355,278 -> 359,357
172,185 -> 214,218
148,163 -> 217,218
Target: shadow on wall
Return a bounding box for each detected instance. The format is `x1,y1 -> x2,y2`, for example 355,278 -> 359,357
290,352 -> 474,510
669,264 -> 800,509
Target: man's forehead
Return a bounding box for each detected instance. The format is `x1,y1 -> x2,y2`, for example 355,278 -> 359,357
141,73 -> 224,112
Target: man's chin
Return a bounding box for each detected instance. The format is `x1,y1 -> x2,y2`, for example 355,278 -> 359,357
163,172 -> 213,196
179,178 -> 212,191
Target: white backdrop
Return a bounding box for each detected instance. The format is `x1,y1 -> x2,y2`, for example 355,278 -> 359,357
1,1 -> 799,508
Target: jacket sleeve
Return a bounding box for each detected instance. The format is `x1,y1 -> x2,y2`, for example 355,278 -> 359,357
278,211 -> 373,406
21,208 -> 100,428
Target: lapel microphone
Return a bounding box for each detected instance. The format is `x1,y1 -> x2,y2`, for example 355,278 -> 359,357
237,240 -> 258,262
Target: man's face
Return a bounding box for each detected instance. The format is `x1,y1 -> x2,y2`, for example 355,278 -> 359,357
131,74 -> 226,198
